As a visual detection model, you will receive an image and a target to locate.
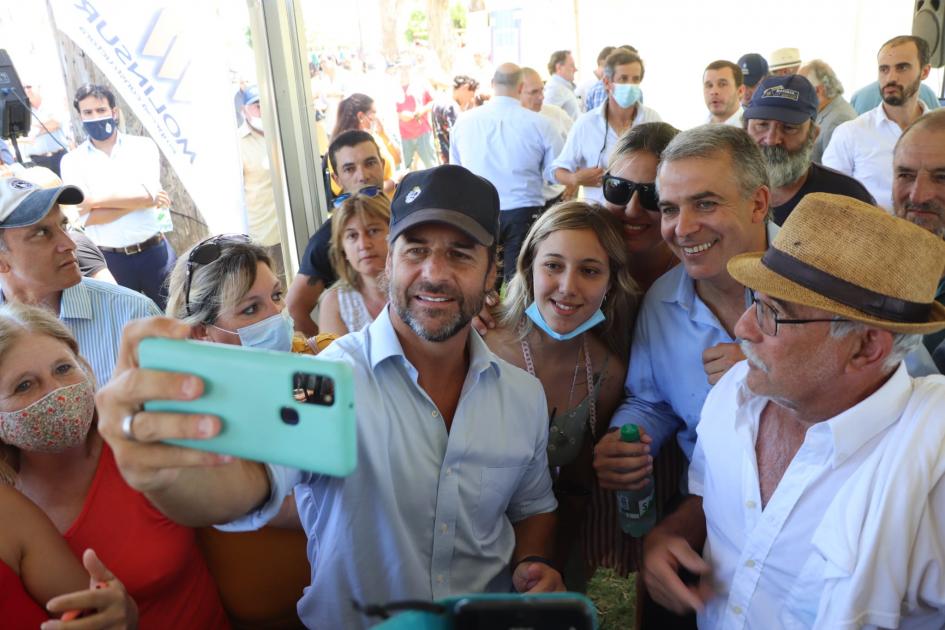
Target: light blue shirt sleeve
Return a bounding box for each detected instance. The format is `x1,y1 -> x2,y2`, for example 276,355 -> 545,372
507,386 -> 557,523
609,303 -> 685,457
539,117 -> 565,185
215,463 -> 305,532
552,118 -> 587,177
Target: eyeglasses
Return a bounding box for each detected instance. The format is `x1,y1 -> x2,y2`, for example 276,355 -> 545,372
602,173 -> 659,212
332,185 -> 383,208
184,234 -> 252,317
752,294 -> 848,337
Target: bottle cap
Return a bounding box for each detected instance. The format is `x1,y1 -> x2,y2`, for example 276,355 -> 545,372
620,423 -> 640,443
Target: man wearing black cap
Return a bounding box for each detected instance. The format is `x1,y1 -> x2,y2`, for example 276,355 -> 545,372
93,165 -> 564,629
743,74 -> 874,225
0,177 -> 160,385
737,53 -> 768,108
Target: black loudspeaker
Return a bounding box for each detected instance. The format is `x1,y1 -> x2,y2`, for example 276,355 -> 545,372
914,0 -> 945,67
0,49 -> 30,140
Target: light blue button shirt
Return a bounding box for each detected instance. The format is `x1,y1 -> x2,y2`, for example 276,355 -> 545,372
450,96 -> 564,210
543,74 -> 581,120
222,307 -> 557,629
0,278 -> 161,386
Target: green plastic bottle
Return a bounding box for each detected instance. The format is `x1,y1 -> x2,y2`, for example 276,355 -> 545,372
616,424 -> 656,537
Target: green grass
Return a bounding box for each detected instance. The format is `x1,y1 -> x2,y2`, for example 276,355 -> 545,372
586,568 -> 637,630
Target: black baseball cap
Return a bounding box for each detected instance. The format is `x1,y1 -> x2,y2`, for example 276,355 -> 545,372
738,53 -> 768,88
389,165 -> 499,247
743,74 -> 818,125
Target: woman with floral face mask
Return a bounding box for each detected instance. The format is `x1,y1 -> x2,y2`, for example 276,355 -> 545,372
485,201 -> 640,592
164,235 -> 327,626
0,303 -> 228,628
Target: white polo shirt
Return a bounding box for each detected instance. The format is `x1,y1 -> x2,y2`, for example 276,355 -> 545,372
552,100 -> 662,204
706,106 -> 744,127
60,132 -> 163,248
821,102 -> 927,212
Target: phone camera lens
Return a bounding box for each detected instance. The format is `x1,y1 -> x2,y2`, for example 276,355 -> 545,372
280,406 -> 300,425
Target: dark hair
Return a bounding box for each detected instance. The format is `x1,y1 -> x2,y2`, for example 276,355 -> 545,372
619,44 -> 638,54
332,93 -> 374,141
896,108 -> 945,156
547,50 -> 571,76
453,75 -> 479,90
880,35 -> 931,67
603,49 -> 645,81
73,83 -> 116,112
596,46 -> 617,65
704,60 -> 744,87
328,130 -> 381,173
610,122 -> 681,167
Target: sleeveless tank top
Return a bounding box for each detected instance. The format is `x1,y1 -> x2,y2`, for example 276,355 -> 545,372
337,285 -> 373,332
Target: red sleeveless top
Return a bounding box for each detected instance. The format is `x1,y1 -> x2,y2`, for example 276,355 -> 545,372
1,559 -> 49,628
64,444 -> 230,629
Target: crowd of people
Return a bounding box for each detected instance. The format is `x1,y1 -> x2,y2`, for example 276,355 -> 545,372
2,29 -> 945,630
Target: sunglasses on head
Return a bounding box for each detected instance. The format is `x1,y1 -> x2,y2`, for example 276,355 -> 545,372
602,173 -> 659,212
184,233 -> 253,317
332,185 -> 383,208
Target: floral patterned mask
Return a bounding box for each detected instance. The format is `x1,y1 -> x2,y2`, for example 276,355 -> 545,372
0,380 -> 95,453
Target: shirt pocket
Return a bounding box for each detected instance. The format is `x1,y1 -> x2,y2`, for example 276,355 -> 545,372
474,465 -> 528,540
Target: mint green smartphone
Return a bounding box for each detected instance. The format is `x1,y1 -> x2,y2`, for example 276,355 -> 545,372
139,338 -> 356,476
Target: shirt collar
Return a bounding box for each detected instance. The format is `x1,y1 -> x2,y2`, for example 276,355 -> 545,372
367,306 -> 500,378
874,99 -> 928,126
549,74 -> 574,90
84,131 -> 124,156
59,279 -> 92,320
490,95 -> 522,108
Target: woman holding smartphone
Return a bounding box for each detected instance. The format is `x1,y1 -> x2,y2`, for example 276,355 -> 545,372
0,302 -> 227,628
485,201 -> 639,591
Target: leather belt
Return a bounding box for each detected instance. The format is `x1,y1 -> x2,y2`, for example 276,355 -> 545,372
99,232 -> 165,256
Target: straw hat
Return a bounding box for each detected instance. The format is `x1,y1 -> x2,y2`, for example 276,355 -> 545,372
728,193 -> 945,334
769,47 -> 801,71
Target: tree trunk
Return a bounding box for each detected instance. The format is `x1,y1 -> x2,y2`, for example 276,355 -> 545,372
378,0 -> 399,61
48,10 -> 209,256
426,0 -> 452,76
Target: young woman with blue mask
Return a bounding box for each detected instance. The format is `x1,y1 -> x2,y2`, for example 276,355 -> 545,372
486,201 -> 639,591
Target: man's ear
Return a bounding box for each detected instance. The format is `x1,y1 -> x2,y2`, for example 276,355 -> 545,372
846,327 -> 895,373
750,185 -> 771,224
921,64 -> 932,81
0,251 -> 11,274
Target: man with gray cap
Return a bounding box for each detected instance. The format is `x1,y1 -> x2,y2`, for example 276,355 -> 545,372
93,164 -> 564,629
641,192 -> 945,626
737,53 -> 768,108
743,75 -> 873,225
0,177 -> 160,384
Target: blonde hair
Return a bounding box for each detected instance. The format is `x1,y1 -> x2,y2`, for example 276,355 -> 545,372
165,237 -> 273,325
328,194 -> 391,290
498,201 -> 640,359
0,303 -> 95,483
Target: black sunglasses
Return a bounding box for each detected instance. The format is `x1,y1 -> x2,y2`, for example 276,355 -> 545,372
602,173 -> 659,212
183,234 -> 252,317
332,185 -> 383,208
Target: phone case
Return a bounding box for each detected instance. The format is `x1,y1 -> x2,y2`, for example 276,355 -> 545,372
139,338 -> 356,476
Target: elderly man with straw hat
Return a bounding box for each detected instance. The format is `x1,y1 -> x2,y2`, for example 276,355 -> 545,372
641,193 -> 945,627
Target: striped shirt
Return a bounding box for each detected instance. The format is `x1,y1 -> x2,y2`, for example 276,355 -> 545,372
0,278 -> 161,386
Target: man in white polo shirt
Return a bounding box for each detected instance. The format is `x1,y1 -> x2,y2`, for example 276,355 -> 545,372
60,83 -> 175,309
553,49 -> 661,204
822,35 -> 931,211
703,60 -> 744,126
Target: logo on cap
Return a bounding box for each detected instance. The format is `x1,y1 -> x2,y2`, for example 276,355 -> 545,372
762,85 -> 800,101
405,186 -> 422,204
8,178 -> 33,191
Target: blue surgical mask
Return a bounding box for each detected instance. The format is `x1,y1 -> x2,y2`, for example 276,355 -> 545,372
82,116 -> 117,141
525,301 -> 606,341
612,83 -> 642,109
213,311 -> 293,351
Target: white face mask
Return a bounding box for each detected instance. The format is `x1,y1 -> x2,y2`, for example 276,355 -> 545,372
247,116 -> 264,131
212,310 -> 294,352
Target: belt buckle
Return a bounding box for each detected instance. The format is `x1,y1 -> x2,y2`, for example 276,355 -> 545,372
125,243 -> 143,255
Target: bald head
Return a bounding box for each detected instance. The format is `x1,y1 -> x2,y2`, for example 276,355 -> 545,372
493,63 -> 524,97
519,67 -> 544,112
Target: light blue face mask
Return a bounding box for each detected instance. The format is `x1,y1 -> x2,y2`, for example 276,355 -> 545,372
213,311 -> 293,352
525,301 -> 606,342
612,83 -> 643,109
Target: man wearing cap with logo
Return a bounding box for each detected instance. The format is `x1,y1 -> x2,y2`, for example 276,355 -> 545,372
641,192 -> 945,626
238,85 -> 284,283
0,178 -> 161,385
768,47 -> 801,76
60,83 -> 175,309
737,53 -> 768,109
823,35 -> 932,211
743,74 -> 874,226
797,59 -> 858,164
93,164 -> 564,629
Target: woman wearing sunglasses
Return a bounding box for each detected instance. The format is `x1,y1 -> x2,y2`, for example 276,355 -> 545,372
318,192 -> 391,336
485,201 -> 639,591
602,122 -> 680,291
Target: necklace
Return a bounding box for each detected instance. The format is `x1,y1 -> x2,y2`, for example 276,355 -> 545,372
521,333 -> 597,440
